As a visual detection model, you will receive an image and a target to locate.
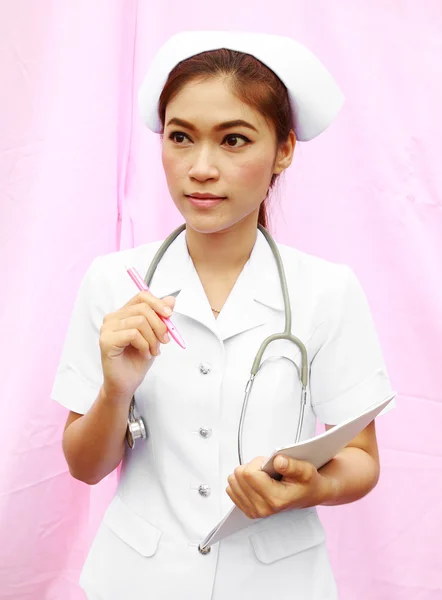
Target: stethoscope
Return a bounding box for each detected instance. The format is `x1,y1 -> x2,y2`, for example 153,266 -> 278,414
126,223 -> 309,464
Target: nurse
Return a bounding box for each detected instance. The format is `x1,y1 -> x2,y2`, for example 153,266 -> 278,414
51,31 -> 395,600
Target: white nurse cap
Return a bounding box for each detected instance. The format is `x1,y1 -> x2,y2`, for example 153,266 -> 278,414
138,30 -> 345,142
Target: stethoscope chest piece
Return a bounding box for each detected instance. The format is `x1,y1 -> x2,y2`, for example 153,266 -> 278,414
126,398 -> 147,449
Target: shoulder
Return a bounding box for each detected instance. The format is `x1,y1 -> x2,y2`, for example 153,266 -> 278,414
275,241 -> 366,334
276,241 -> 356,298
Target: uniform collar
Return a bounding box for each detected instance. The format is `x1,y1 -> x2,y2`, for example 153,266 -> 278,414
147,228 -> 285,340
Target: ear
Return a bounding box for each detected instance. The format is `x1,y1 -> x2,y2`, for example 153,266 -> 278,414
273,130 -> 296,175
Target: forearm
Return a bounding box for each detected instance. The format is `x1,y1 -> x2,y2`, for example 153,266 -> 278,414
318,446 -> 380,506
62,386 -> 131,485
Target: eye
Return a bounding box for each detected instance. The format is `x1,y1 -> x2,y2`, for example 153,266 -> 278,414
169,131 -> 191,144
168,131 -> 251,148
223,134 -> 250,148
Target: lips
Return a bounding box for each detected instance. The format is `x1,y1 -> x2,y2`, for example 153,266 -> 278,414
186,194 -> 225,208
187,194 -> 226,199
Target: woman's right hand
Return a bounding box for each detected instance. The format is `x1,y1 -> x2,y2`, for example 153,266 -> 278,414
99,291 -> 176,401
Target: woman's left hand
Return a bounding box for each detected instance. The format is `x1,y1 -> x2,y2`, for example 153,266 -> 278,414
226,455 -> 334,519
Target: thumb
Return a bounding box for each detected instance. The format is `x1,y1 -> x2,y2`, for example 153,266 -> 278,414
162,295 -> 176,309
273,455 -> 312,482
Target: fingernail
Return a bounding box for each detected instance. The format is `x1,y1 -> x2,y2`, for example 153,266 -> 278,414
276,456 -> 288,469
163,333 -> 170,343
145,351 -> 152,360
164,306 -> 172,315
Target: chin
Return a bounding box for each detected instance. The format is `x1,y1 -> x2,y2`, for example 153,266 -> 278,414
176,201 -> 258,235
185,217 -> 232,235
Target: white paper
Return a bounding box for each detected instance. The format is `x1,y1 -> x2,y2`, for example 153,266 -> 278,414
199,394 -> 396,550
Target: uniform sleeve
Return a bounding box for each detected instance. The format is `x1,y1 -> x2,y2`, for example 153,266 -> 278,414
309,266 -> 396,425
50,256 -> 106,415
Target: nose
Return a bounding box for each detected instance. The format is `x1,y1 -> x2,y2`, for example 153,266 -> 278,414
188,147 -> 219,182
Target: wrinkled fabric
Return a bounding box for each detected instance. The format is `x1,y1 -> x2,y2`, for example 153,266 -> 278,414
0,1 -> 441,599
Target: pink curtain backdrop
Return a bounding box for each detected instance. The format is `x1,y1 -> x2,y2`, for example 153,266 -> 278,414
1,1 -> 441,598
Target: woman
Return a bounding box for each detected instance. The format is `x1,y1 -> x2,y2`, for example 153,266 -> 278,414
52,31 -> 395,600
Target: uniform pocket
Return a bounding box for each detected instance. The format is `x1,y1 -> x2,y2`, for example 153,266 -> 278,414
102,495 -> 163,557
249,511 -> 326,565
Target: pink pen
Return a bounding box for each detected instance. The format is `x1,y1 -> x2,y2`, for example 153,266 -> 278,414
126,266 -> 186,350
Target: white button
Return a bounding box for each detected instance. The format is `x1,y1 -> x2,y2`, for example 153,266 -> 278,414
199,363 -> 212,375
199,427 -> 212,439
198,484 -> 211,497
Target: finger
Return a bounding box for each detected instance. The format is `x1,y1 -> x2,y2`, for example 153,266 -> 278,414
119,304 -> 170,349
226,474 -> 257,518
113,314 -> 161,356
124,291 -> 174,319
100,327 -> 151,359
246,456 -> 268,471
161,295 -> 176,309
230,459 -> 273,517
234,470 -> 273,516
239,465 -> 282,502
133,305 -> 170,346
233,458 -> 268,497
273,456 -> 315,483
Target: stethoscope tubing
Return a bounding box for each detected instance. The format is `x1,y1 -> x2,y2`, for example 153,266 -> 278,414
127,223 -> 309,459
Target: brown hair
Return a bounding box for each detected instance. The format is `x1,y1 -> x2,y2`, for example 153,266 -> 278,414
158,49 -> 294,229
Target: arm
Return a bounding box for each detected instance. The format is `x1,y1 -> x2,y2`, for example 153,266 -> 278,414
318,421 -> 380,506
226,421 -> 381,518
62,387 -> 132,485
227,265 -> 392,516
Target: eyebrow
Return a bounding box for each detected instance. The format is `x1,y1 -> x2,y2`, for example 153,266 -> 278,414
165,117 -> 259,134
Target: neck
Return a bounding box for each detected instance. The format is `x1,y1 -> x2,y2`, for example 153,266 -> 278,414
186,217 -> 259,274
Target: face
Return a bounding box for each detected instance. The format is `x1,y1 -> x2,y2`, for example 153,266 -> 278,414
161,77 -> 294,235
